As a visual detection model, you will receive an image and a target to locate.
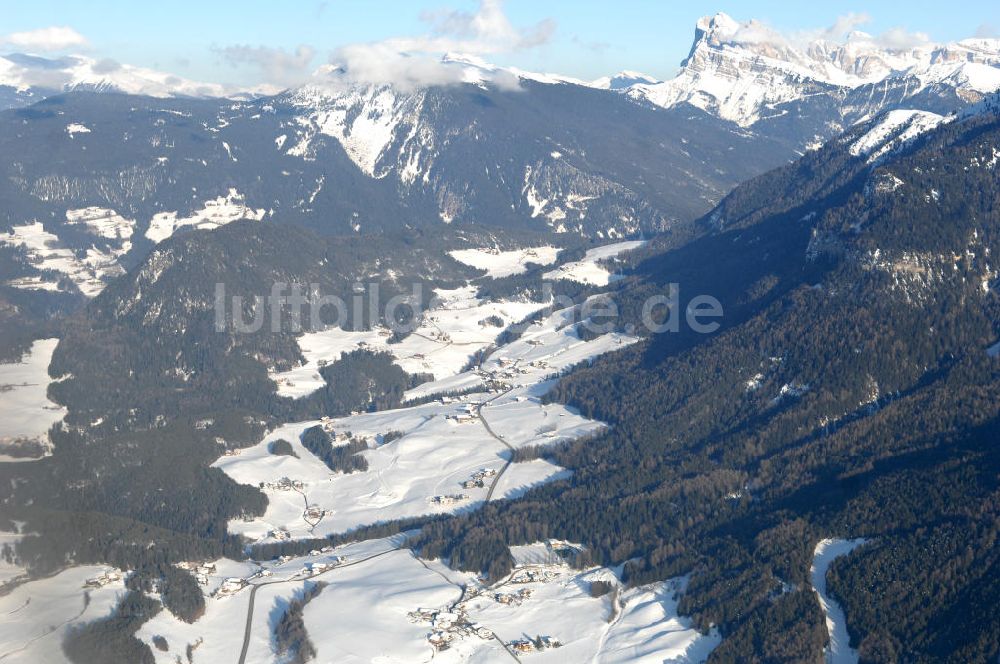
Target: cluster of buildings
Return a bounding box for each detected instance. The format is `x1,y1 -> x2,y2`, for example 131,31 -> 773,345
317,417 -> 353,441
208,554 -> 349,598
307,546 -> 336,556
262,477 -> 304,492
445,403 -> 479,423
473,356 -> 539,386
428,493 -> 470,506
304,505 -> 326,520
492,587 -> 533,606
509,636 -> 562,653
461,467 -> 497,489
248,567 -> 273,580
408,607 -> 495,652
217,577 -> 247,596
83,569 -> 122,588
509,567 -> 559,584
409,560 -> 566,655
176,561 -> 217,586
292,558 -> 345,578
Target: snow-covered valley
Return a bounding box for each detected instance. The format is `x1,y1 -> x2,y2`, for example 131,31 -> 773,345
0,242 -> 724,663
226,296 -> 638,541
126,534 -> 718,664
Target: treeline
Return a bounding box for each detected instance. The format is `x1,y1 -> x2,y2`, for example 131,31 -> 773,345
273,582 -> 327,663
63,591 -> 160,664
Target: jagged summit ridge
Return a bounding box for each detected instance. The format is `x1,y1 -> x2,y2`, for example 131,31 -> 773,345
629,11 -> 1000,127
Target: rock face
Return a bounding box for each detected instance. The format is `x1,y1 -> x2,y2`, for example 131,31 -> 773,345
626,12 -> 1000,141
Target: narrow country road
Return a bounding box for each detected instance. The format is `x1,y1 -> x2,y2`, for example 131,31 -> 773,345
477,388 -> 516,501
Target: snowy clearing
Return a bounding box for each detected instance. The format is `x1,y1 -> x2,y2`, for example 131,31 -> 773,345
0,222 -> 125,297
0,566 -> 125,664
297,540 -> 719,664
65,207 -> 135,241
65,123 -> 91,136
145,188 -> 266,243
0,339 -> 67,460
811,538 -> 868,664
542,241 -> 646,286
448,246 -> 561,278
270,286 -> 549,397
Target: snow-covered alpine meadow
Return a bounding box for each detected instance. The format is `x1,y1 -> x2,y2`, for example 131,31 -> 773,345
125,533 -> 721,664
1,222 -> 127,297
0,339 -> 67,460
223,295 -> 639,541
447,246 -> 561,278
145,188 -> 266,243
0,566 -> 126,664
542,241 -> 646,286
269,285 -> 550,397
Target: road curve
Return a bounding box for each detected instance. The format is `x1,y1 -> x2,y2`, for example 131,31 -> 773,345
476,388 -> 516,501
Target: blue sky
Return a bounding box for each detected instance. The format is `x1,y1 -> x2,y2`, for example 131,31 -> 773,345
2,0 -> 999,87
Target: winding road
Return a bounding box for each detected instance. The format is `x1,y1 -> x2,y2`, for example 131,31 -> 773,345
476,387 -> 517,502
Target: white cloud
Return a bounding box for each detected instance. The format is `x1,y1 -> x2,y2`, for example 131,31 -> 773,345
327,0 -> 555,92
875,26 -> 932,49
817,12 -> 872,41
2,26 -> 88,52
216,44 -> 317,88
721,13 -> 936,52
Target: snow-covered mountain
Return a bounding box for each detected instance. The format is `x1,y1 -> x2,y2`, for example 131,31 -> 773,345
626,12 -> 1000,131
0,52 -> 256,103
0,74 -> 801,298
590,70 -> 660,90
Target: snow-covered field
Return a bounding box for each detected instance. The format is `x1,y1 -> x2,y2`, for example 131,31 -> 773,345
0,339 -> 67,460
270,286 -> 550,397
129,534 -> 718,664
65,207 -> 135,241
847,109 -> 947,163
811,538 -> 868,664
145,188 -> 266,243
225,299 -> 638,541
272,242 -> 648,397
542,241 -> 646,286
448,246 -> 560,278
0,222 -> 126,296
0,566 -> 125,664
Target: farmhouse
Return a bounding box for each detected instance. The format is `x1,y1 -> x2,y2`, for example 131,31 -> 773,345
429,494 -> 470,505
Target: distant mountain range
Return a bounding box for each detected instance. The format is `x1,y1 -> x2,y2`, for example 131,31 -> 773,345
4,12 -> 998,137
1,12 -> 998,302
626,12 -> 1000,131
